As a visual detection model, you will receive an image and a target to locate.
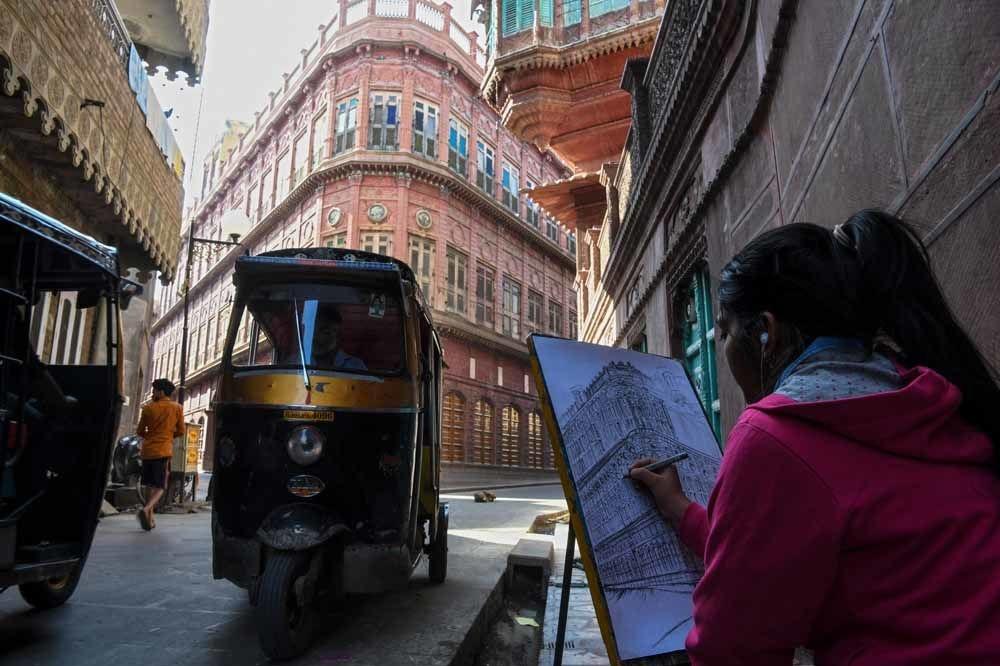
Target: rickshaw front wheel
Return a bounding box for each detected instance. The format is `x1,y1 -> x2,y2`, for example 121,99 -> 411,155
255,550 -> 318,660
19,563 -> 83,609
428,504 -> 448,584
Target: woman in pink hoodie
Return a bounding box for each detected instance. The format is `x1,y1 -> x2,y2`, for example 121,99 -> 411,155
630,210 -> 1000,665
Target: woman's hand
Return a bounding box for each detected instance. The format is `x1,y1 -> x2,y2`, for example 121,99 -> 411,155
629,457 -> 692,527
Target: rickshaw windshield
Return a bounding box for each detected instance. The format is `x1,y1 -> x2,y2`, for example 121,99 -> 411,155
238,282 -> 404,375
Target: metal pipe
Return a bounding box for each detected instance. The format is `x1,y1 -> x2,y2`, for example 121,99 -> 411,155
553,521 -> 576,666
177,226 -> 194,405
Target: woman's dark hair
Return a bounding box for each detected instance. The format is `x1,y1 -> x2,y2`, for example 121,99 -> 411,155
719,210 -> 1000,463
152,378 -> 176,396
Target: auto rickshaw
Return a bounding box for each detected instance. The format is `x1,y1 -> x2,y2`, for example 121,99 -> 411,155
0,192 -> 136,608
212,247 -> 447,660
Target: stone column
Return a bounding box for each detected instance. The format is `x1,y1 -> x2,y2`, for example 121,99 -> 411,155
394,172 -> 412,259
348,170 -> 364,246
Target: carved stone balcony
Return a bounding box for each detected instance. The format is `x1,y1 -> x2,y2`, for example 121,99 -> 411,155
0,0 -> 186,279
481,0 -> 664,171
116,0 -> 210,83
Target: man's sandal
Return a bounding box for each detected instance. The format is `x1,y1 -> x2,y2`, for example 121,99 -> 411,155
137,509 -> 152,531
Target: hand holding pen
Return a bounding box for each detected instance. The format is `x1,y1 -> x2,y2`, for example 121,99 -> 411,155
628,453 -> 692,527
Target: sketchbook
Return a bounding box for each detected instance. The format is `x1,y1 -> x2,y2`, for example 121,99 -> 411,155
529,335 -> 723,663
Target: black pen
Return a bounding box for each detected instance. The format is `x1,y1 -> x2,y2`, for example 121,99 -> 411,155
624,452 -> 689,479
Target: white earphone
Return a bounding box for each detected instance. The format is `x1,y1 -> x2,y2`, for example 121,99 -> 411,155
760,332 -> 769,346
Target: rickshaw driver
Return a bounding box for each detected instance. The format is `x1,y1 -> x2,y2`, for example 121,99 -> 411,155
309,304 -> 366,371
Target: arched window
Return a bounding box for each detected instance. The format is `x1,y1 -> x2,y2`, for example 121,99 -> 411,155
526,411 -> 544,469
499,405 -> 521,466
442,392 -> 466,463
471,399 -> 494,465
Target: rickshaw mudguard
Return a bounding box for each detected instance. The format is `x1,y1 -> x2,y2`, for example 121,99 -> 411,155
256,503 -> 351,551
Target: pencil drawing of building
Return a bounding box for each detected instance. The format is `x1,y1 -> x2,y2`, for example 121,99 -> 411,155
559,361 -> 717,590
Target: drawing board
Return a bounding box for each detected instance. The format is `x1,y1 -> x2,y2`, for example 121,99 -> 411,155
529,335 -> 723,663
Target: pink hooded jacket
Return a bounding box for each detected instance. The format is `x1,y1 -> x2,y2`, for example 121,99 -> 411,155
678,361 -> 1000,664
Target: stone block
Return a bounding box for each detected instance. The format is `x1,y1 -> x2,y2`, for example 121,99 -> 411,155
506,536 -> 554,595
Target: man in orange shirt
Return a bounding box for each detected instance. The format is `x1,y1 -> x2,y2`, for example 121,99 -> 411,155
135,378 -> 185,530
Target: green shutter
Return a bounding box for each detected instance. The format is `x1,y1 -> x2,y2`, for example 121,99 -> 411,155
564,0 -> 581,25
682,266 -> 721,439
540,0 -> 553,25
502,0 -> 518,34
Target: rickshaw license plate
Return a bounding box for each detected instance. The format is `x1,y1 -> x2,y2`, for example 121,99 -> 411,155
283,410 -> 336,422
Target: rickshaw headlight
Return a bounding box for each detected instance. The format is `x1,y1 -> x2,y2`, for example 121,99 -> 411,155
286,426 -> 325,466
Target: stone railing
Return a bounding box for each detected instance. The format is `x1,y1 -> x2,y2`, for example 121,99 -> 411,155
194,0 -> 483,220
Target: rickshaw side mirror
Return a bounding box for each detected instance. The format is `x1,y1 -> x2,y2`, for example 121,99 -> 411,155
120,281 -> 143,311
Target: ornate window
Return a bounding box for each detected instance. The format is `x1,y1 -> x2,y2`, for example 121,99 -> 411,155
325,233 -> 347,248
548,301 -> 563,336
501,277 -> 521,339
502,162 -> 519,214
292,131 -> 309,187
568,231 -> 576,255
569,309 -> 578,340
335,98 -> 359,153
476,141 -> 495,195
525,178 -> 540,228
526,411 -> 544,468
443,392 -> 466,463
446,247 -> 468,314
475,263 -> 495,326
502,0 -> 535,35
527,290 -> 544,335
312,107 -> 328,167
369,93 -> 400,150
448,118 -> 469,176
472,399 -> 495,465
362,232 -> 392,255
546,217 -> 559,242
409,236 -> 435,305
412,101 -> 438,159
499,406 -> 521,466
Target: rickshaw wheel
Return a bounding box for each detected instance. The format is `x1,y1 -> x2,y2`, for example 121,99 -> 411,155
19,563 -> 82,609
428,505 -> 448,584
255,551 -> 317,660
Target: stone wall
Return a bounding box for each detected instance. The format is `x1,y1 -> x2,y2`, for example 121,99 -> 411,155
600,0 -> 999,436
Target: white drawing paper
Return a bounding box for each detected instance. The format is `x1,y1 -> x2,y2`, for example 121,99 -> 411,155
532,336 -> 722,661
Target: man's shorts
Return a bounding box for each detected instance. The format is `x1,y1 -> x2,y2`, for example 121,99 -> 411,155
140,457 -> 170,489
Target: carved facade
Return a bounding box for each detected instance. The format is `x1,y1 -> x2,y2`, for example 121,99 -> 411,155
150,0 -> 578,470
517,0 -> 1000,438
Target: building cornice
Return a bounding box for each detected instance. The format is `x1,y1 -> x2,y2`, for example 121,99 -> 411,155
482,18 -> 661,101
152,152 -> 574,334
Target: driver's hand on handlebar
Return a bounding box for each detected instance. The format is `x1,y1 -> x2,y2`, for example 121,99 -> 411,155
629,457 -> 691,527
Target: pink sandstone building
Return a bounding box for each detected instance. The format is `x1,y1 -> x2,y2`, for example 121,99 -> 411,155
149,0 -> 577,471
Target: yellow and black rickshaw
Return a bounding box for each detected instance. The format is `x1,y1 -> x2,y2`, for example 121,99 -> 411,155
0,192 -> 137,608
211,247 -> 447,659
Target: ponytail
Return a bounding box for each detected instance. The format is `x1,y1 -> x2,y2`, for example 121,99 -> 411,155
836,210 -> 1000,460
719,210 -> 1000,469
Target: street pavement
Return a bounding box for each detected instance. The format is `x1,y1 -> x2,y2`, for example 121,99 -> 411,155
0,485 -> 566,666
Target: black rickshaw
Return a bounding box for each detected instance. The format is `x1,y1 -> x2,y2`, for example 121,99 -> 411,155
0,193 -> 136,608
212,247 -> 448,659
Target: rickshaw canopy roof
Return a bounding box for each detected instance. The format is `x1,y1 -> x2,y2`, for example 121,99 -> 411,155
0,192 -> 119,278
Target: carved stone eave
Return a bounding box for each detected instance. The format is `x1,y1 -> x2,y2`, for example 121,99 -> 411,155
152,152 -> 575,332
482,18 -> 662,102
435,311 -> 531,361
0,6 -> 182,280
606,0 -> 798,338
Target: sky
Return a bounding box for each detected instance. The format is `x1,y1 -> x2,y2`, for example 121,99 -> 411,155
155,0 -> 482,208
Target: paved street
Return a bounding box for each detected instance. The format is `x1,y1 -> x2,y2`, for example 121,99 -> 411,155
0,485 -> 565,666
